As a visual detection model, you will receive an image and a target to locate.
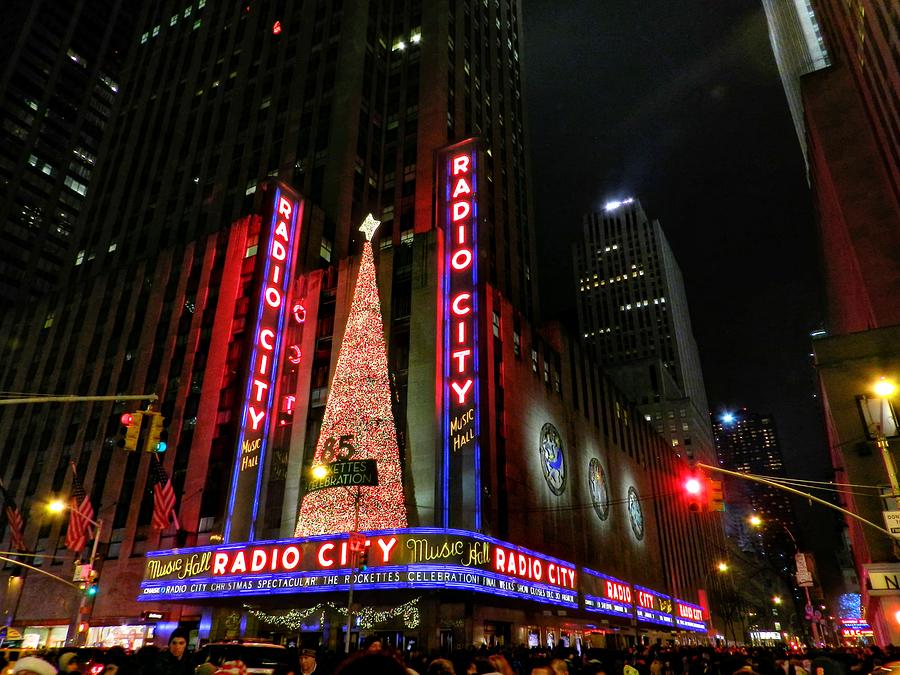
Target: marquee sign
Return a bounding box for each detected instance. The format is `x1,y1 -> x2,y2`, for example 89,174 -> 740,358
304,460 -> 379,493
138,528 -> 578,609
225,183 -> 303,542
673,599 -> 707,632
583,568 -> 632,619
439,139 -> 482,530
635,585 -> 674,627
840,619 -> 873,638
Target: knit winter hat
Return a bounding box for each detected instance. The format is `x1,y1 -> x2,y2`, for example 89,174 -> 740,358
13,656 -> 57,675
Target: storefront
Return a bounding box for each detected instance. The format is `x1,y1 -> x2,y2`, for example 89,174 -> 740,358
137,528 -> 708,649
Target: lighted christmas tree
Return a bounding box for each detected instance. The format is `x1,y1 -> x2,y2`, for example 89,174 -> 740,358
295,214 -> 408,536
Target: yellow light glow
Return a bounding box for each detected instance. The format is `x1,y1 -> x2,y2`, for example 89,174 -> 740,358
773,596 -> 782,604
717,562 -> 729,573
749,515 -> 763,527
47,500 -> 66,514
311,465 -> 329,480
874,377 -> 896,398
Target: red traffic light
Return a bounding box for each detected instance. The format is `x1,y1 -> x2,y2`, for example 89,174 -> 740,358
685,477 -> 702,495
120,412 -> 134,426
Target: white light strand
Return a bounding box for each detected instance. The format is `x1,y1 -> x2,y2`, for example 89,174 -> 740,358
245,597 -> 421,630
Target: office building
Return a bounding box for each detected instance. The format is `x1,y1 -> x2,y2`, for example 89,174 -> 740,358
0,1 -> 720,649
763,0 -> 900,645
572,198 -> 714,462
0,0 -> 133,307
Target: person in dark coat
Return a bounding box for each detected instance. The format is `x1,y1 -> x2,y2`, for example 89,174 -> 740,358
155,627 -> 194,675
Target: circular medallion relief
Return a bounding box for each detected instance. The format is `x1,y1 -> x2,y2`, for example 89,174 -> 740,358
588,458 -> 610,521
627,486 -> 645,541
539,423 -> 566,495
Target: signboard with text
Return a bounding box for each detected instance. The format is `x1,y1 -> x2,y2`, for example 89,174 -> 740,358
673,599 -> 707,632
635,584 -> 674,627
582,568 -> 633,619
139,528 -> 578,609
304,460 -> 378,493
224,183 -> 303,542
841,619 -> 874,638
439,139 -> 483,530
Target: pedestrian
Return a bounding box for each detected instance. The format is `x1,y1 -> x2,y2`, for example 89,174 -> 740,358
300,649 -> 319,675
14,657 -> 57,675
156,627 -> 194,675
57,652 -> 81,674
334,652 -> 408,675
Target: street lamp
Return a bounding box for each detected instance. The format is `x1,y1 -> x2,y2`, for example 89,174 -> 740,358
747,515 -> 822,645
311,464 -> 329,480
718,561 -> 729,573
858,376 -> 900,509
46,500 -> 103,646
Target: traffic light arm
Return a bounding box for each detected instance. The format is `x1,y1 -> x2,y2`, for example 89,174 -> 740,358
696,461 -> 893,539
0,554 -> 79,589
0,393 -> 157,406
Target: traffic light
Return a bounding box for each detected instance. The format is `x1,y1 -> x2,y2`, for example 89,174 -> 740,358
116,412 -> 144,451
359,549 -> 369,572
708,479 -> 725,512
145,412 -> 168,453
86,580 -> 98,597
684,475 -> 705,512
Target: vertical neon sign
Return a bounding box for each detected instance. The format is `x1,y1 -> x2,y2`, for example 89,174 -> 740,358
440,139 -> 481,530
225,183 -> 303,543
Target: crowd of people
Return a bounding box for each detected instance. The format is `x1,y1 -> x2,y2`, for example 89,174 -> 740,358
4,635 -> 899,675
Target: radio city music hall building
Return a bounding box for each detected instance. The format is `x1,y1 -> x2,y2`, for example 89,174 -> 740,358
0,0 -> 723,650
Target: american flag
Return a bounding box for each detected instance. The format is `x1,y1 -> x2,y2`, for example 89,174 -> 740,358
152,458 -> 180,531
65,465 -> 95,554
0,480 -> 26,553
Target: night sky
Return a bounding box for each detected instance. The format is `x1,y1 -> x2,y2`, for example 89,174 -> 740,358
521,1 -> 841,585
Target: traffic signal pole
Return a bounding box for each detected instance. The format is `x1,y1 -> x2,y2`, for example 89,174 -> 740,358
0,393 -> 157,406
696,462 -> 893,538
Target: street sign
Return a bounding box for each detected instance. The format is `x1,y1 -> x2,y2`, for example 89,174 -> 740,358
304,459 -> 379,493
883,510 -> 900,536
73,563 -> 92,582
795,553 -> 814,587
348,532 -> 366,552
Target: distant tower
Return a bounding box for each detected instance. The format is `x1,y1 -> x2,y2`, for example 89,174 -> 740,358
295,215 -> 407,536
713,409 -> 798,567
572,198 -> 713,460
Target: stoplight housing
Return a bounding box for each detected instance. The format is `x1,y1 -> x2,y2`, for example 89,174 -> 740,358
145,412 -> 168,453
359,549 -> 369,572
116,412 -> 144,451
708,479 -> 726,512
684,474 -> 705,513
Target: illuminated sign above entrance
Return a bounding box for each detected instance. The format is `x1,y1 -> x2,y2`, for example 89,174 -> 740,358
635,584 -> 674,627
225,183 -> 303,542
583,568 -> 632,619
439,138 -> 483,531
139,528 -> 577,609
674,599 -> 706,632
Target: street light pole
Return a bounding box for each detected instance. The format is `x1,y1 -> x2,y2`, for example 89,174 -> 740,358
345,487 -> 360,655
49,501 -> 103,646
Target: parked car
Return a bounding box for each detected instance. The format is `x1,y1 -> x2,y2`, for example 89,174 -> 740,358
194,640 -> 297,675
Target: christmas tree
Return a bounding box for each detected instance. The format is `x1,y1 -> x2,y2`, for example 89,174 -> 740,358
295,214 -> 408,535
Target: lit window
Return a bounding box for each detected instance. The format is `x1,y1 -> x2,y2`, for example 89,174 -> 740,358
108,242 -> 117,253
198,0 -> 205,7
67,49 -> 86,67
152,25 -> 160,37
140,32 -> 148,44
193,19 -> 201,30
43,312 -> 54,329
410,31 -> 421,44
245,183 -> 257,196
170,14 -> 178,26
320,238 -> 333,262
184,7 -> 192,18
75,250 -> 85,265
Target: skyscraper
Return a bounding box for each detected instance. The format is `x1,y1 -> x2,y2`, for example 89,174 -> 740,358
0,0 -> 133,307
764,0 -> 900,644
572,198 -> 713,461
0,2 -> 720,648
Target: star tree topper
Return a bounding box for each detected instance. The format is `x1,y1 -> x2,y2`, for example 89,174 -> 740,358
359,213 -> 381,242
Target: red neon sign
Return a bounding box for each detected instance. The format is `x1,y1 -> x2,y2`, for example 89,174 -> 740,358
441,140 -> 482,529
492,545 -> 576,589
224,184 -> 303,542
676,602 -> 704,621
606,579 -> 632,604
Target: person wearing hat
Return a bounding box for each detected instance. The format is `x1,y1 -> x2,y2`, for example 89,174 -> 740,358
156,627 -> 194,675
57,652 -> 81,674
14,656 -> 57,675
300,649 -> 318,675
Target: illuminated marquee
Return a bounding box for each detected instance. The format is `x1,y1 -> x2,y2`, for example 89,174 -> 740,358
225,183 -> 303,542
840,619 -> 873,638
674,599 -> 707,632
139,528 -> 578,608
635,584 -> 674,627
440,139 -> 482,529
583,568 -> 633,618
